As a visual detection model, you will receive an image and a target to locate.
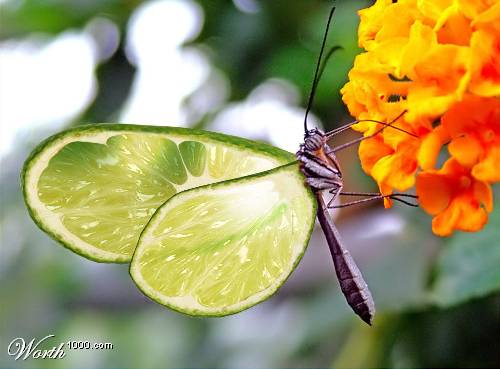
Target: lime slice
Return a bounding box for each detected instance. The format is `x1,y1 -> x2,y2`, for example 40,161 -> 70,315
22,124 -> 295,263
129,163 -> 316,316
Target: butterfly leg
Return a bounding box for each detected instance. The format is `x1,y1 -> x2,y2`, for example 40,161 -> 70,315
328,192 -> 418,209
326,187 -> 342,208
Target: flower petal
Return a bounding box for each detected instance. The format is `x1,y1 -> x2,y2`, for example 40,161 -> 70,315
448,134 -> 483,168
454,196 -> 489,232
407,45 -> 471,122
417,0 -> 454,22
371,141 -> 418,192
472,146 -> 500,182
433,5 -> 473,45
379,182 -> 393,208
358,0 -> 393,50
399,21 -> 437,78
469,30 -> 500,97
416,171 -> 452,215
473,180 -> 493,212
432,199 -> 461,236
358,135 -> 393,174
417,128 -> 446,170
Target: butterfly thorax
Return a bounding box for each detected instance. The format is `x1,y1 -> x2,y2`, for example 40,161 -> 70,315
296,129 -> 343,194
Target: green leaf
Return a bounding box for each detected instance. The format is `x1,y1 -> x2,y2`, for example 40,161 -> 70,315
429,205 -> 500,307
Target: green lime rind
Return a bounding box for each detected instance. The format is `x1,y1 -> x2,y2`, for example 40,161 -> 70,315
129,162 -> 317,317
23,124 -> 295,166
22,124 -> 296,263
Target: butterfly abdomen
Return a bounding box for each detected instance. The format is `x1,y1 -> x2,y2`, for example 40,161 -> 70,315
316,195 -> 375,325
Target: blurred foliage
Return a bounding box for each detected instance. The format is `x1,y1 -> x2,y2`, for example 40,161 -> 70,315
0,0 -> 140,37
197,0 -> 362,122
1,0 -> 499,368
197,1 -> 361,113
429,204 -> 500,307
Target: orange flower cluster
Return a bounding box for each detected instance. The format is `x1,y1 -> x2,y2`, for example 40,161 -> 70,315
341,0 -> 500,236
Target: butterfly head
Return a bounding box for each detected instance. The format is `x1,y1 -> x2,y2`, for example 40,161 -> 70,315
304,129 -> 326,151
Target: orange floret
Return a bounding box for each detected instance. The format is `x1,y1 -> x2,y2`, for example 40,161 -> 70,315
417,158 -> 493,236
442,95 -> 500,182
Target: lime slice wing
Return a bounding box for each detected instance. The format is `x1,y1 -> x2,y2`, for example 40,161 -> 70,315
130,162 -> 316,316
23,124 -> 295,263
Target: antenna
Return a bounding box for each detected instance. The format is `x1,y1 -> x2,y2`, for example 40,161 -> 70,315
317,45 -> 343,87
304,3 -> 337,133
325,115 -> 418,139
330,110 -> 410,153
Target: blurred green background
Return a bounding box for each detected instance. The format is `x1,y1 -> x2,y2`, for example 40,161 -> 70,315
1,0 -> 499,368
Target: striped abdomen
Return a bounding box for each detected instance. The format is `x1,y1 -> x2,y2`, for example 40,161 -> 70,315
316,195 -> 375,325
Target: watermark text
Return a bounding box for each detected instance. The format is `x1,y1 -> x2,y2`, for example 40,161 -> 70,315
7,335 -> 113,361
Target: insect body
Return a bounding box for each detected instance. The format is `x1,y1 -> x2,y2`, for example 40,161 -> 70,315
297,129 -> 375,325
295,3 -> 416,325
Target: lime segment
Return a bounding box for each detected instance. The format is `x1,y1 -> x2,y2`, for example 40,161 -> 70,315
23,124 -> 294,263
179,141 -> 207,177
130,163 -> 316,316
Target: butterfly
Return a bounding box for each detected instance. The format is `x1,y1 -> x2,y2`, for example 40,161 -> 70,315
22,5 -> 417,325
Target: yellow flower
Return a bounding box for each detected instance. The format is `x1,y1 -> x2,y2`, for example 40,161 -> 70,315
341,0 -> 500,236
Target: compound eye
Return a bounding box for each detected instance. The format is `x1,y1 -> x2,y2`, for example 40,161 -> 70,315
306,128 -> 319,138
